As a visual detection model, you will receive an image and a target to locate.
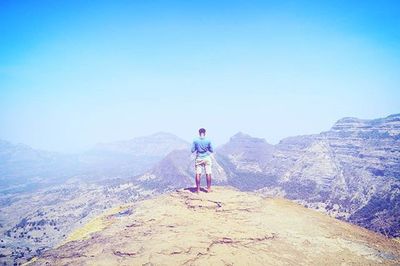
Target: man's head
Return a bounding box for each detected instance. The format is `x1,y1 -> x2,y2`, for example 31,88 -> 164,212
199,128 -> 206,138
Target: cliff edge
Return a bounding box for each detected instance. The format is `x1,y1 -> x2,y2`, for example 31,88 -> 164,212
28,186 -> 400,265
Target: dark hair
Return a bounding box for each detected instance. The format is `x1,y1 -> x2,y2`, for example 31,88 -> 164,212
199,128 -> 206,135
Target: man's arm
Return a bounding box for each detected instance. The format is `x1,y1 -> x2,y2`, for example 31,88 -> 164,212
208,141 -> 214,153
191,141 -> 196,153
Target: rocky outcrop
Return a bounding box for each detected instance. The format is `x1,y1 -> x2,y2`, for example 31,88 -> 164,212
28,187 -> 400,265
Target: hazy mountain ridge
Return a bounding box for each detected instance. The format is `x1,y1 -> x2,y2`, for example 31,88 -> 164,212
0,140 -> 79,194
76,132 -> 190,180
90,132 -> 189,156
0,132 -> 190,194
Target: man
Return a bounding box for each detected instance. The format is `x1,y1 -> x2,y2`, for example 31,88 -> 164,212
191,128 -> 214,193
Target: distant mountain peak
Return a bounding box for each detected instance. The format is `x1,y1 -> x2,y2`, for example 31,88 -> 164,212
149,131 -> 182,138
385,113 -> 400,121
334,117 -> 364,124
331,113 -> 400,132
228,132 -> 271,146
231,131 -> 252,139
333,113 -> 400,124
0,139 -> 12,147
387,113 -> 400,117
92,132 -> 189,150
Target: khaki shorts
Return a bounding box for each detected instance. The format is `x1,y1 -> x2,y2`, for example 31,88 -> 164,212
195,156 -> 212,174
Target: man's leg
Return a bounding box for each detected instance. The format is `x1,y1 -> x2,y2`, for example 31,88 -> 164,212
195,173 -> 201,193
206,174 -> 211,192
194,158 -> 201,193
205,156 -> 212,192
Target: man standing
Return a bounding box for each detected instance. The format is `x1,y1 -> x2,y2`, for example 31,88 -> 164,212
191,128 -> 214,193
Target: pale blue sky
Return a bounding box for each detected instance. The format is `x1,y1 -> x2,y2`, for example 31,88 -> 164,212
1,1 -> 399,152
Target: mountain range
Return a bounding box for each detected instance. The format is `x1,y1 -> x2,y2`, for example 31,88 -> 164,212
0,132 -> 189,194
0,113 -> 399,265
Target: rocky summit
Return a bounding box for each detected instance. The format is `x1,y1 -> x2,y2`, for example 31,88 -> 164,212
28,186 -> 400,266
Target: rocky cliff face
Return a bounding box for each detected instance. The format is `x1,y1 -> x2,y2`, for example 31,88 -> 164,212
262,114 -> 400,237
28,187 -> 400,265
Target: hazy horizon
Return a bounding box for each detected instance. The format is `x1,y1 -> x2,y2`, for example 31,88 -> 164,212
1,113 -> 399,154
1,1 -> 399,152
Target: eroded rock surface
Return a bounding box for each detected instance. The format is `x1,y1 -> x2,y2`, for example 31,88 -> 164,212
30,186 -> 400,265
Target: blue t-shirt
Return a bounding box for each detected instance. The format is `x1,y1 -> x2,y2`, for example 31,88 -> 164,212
191,137 -> 214,158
